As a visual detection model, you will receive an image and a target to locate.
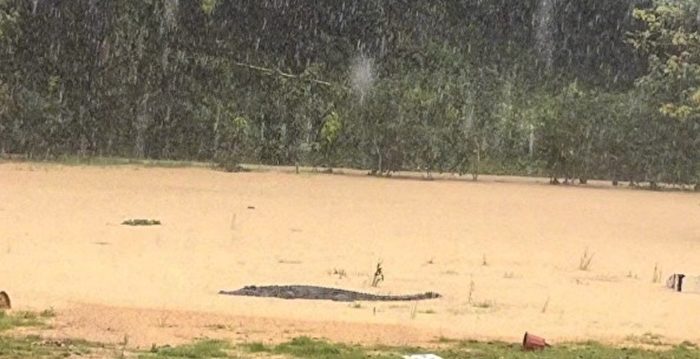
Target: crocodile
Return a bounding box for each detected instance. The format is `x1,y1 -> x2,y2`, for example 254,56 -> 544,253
218,285 -> 441,302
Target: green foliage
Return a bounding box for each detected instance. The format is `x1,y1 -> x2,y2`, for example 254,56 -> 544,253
121,219 -> 161,226
242,336 -> 700,359
39,308 -> 56,318
437,340 -> 700,359
246,337 -> 395,359
631,1 -> 700,121
243,342 -> 268,353
0,1 -> 697,187
145,340 -> 229,358
320,111 -> 342,146
319,110 -> 343,168
533,82 -> 606,183
0,311 -> 45,331
0,1 -> 18,39
214,110 -> 249,171
0,336 -> 97,358
200,0 -> 217,15
0,334 -> 694,359
627,0 -> 700,185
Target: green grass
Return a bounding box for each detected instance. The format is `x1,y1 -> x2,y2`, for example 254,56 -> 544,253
0,311 -> 105,357
0,335 -> 100,358
626,332 -> 667,346
241,337 -> 700,359
143,340 -> 230,358
39,308 -> 56,318
440,340 -> 700,358
244,342 -> 268,353
0,310 -> 698,358
0,311 -> 45,332
0,332 -> 695,359
243,337 -> 397,359
0,335 -> 62,358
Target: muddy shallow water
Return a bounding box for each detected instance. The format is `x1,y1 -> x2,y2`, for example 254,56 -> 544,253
1,163 -> 698,347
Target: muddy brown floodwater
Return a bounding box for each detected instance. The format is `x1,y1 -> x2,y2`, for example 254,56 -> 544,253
1,163 -> 699,348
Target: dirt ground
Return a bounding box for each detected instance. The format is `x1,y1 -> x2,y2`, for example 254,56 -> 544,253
0,163 -> 699,349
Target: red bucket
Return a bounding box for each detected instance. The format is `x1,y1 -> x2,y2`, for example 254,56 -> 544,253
523,332 -> 550,350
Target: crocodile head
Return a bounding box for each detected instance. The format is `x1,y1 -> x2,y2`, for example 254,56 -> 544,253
425,292 -> 441,299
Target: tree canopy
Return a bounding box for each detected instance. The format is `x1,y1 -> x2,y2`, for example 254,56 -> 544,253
0,0 -> 697,188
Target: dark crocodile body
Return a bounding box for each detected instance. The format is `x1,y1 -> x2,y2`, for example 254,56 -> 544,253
219,285 -> 441,302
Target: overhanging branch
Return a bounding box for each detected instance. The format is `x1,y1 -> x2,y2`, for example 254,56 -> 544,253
232,61 -> 334,87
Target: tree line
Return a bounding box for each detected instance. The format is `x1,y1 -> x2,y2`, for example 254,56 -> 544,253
0,0 -> 697,188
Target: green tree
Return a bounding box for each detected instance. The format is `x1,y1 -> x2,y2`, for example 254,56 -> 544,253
319,110 -> 343,170
629,0 -> 700,187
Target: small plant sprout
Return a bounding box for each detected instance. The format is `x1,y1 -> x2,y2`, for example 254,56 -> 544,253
371,260 -> 384,287
541,296 -> 550,314
467,279 -> 475,304
331,268 -> 347,279
472,301 -> 493,309
578,248 -> 594,271
39,307 -> 56,318
652,263 -> 663,283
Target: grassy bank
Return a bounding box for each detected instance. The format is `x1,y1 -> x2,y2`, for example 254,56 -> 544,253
0,310 -> 698,359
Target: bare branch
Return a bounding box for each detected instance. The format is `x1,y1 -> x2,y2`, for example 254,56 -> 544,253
233,61 -> 334,87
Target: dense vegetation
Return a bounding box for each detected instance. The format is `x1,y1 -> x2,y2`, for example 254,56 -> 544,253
0,0 -> 698,187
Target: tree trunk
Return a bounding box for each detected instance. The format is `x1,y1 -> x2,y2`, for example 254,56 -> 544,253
373,139 -> 382,175
213,102 -> 221,157
134,93 -> 150,159
472,139 -> 480,181
161,104 -> 171,158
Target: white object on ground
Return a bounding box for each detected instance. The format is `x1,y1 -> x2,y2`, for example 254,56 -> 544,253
682,275 -> 700,294
403,355 -> 443,359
